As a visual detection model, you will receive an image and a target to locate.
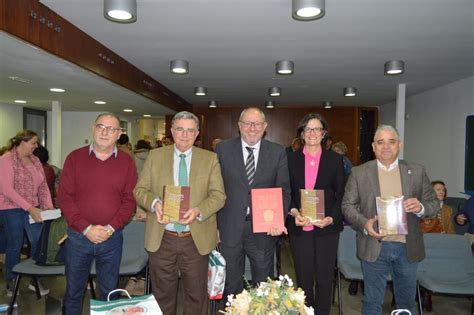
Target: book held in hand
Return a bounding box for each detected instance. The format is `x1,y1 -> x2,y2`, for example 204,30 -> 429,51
376,196 -> 408,236
300,189 -> 325,222
162,185 -> 190,223
28,209 -> 62,224
251,187 -> 285,233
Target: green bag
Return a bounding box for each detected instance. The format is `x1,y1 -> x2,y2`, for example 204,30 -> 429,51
34,216 -> 67,266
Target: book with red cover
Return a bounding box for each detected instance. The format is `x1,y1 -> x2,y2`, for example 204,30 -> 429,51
251,187 -> 285,233
162,185 -> 190,223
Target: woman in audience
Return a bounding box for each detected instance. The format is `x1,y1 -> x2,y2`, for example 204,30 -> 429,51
286,113 -> 345,314
0,130 -> 53,296
134,139 -> 151,175
420,181 -> 455,234
33,145 -> 56,203
331,141 -> 352,178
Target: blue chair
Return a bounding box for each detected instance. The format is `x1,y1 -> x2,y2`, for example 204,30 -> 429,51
335,226 -> 364,315
417,233 -> 474,315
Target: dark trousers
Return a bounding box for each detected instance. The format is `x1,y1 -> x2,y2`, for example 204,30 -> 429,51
289,230 -> 339,315
64,228 -> 123,315
148,233 -> 208,315
220,220 -> 275,302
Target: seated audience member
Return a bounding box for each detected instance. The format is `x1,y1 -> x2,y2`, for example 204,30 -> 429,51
33,145 -> 56,202
331,141 -> 353,178
419,180 -> 455,311
420,181 -> 455,234
117,133 -> 134,157
134,139 -> 151,176
210,138 -> 222,152
456,195 -> 474,247
286,137 -> 303,154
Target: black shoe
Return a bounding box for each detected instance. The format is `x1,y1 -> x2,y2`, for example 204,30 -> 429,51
348,281 -> 358,296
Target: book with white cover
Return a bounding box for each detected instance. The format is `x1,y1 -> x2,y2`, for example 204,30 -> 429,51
29,209 -> 62,224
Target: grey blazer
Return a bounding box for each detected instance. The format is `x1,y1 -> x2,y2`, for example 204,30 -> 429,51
216,137 -> 291,249
341,159 -> 438,262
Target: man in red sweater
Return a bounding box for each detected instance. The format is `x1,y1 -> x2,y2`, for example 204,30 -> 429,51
58,113 -> 137,315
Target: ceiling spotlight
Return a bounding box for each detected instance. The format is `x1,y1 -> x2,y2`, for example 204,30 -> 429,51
123,109 -> 133,112
94,100 -> 107,104
170,60 -> 189,74
143,114 -> 151,117
14,100 -> 27,104
384,60 -> 405,75
292,0 -> 325,21
208,100 -> 218,108
49,88 -> 65,93
276,60 -> 294,75
269,87 -> 281,97
265,101 -> 275,109
104,0 -> 137,23
343,87 -> 357,97
194,86 -> 207,96
322,101 -> 332,108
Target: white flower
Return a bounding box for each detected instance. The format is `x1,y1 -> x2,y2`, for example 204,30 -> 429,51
279,275 -> 284,281
275,280 -> 282,287
256,288 -> 264,296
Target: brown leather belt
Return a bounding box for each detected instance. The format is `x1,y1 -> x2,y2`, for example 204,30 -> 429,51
164,230 -> 192,238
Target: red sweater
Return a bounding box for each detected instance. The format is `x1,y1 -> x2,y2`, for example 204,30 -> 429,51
58,146 -> 137,233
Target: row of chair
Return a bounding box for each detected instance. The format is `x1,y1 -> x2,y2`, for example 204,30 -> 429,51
7,220 -> 149,314
336,226 -> 474,315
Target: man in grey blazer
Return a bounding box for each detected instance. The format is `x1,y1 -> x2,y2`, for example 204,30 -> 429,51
215,107 -> 291,302
342,125 -> 438,315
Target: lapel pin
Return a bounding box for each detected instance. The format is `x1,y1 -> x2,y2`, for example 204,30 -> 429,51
408,170 -> 412,175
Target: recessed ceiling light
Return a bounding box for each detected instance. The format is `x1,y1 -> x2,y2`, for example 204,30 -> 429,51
94,100 -> 107,104
104,0 -> 137,23
50,88 -> 65,93
343,87 -> 357,97
123,109 -> 133,112
14,100 -> 27,104
322,101 -> 332,108
269,87 -> 281,97
194,86 -> 207,96
208,100 -> 218,108
143,114 -> 151,117
265,101 -> 275,109
170,60 -> 189,74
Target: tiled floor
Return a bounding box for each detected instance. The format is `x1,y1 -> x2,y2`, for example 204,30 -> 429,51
0,239 -> 472,314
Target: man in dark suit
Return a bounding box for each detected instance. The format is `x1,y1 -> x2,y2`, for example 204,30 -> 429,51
342,125 -> 438,315
215,107 -> 291,301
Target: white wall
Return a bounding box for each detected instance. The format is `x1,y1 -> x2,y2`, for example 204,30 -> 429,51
380,76 -> 474,197
0,103 -> 23,147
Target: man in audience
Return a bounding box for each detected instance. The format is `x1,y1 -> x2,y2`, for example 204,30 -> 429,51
342,124 -> 438,315
215,107 -> 290,303
134,111 -> 226,315
58,113 -> 137,315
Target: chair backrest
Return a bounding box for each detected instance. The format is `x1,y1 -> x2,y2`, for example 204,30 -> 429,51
444,197 -> 468,235
121,220 -> 147,267
337,226 -> 364,280
419,233 -> 473,275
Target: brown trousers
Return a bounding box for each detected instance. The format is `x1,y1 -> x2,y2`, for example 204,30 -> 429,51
148,233 -> 209,315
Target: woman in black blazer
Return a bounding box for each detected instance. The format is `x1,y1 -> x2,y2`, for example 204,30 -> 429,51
287,113 -> 345,314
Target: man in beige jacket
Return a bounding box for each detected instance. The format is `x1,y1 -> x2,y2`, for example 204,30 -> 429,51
134,111 -> 226,315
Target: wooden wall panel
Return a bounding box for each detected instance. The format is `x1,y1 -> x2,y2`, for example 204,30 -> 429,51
193,106 -> 378,166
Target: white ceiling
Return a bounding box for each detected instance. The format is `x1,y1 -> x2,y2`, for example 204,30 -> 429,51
2,0 -> 473,114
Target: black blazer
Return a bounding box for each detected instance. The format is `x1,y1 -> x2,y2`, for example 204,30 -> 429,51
216,137 -> 291,248
287,148 -> 345,236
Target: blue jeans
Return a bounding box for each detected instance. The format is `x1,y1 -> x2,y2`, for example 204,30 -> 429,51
361,241 -> 418,315
0,208 -> 42,281
63,228 -> 123,315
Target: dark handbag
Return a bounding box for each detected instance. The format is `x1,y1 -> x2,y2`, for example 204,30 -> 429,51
34,216 -> 67,265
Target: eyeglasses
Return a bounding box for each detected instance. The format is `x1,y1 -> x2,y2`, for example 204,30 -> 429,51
240,121 -> 266,129
303,127 -> 324,134
173,127 -> 197,134
374,139 -> 399,146
95,124 -> 123,134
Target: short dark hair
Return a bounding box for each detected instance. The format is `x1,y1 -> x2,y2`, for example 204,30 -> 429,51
136,139 -> 151,150
33,145 -> 49,164
118,134 -> 130,145
431,180 -> 447,198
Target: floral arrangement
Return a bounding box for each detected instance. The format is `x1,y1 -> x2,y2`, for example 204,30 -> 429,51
223,275 -> 314,315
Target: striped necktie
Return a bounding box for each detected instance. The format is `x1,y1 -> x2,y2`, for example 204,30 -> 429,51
245,147 -> 255,185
